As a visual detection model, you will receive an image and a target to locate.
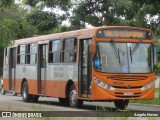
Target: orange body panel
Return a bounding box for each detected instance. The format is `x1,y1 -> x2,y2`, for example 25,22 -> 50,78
3,78 -> 68,98
91,82 -> 155,100
91,70 -> 155,100
44,80 -> 67,97
3,79 -> 9,91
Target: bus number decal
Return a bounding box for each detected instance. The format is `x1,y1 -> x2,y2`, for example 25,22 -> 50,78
54,72 -> 64,78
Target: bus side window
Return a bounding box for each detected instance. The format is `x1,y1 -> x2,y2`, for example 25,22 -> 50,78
17,45 -> 26,64
26,43 -> 37,64
48,41 -> 53,63
26,44 -> 30,64
63,38 -> 77,63
30,43 -> 37,64
48,40 -> 62,63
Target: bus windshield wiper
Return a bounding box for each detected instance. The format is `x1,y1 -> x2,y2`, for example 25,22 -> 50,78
130,46 -> 133,63
130,39 -> 143,55
110,40 -> 121,66
130,39 -> 143,63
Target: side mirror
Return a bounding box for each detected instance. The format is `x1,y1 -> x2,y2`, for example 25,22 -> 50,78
90,42 -> 96,54
154,46 -> 157,65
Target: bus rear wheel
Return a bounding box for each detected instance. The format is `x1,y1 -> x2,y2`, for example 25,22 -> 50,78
22,81 -> 32,102
114,100 -> 129,110
1,86 -> 6,95
69,84 -> 83,108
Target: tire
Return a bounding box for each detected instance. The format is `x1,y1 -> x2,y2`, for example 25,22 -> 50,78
114,100 -> 129,110
1,85 -> 6,95
22,81 -> 32,102
69,84 -> 83,108
58,98 -> 69,106
32,95 -> 39,103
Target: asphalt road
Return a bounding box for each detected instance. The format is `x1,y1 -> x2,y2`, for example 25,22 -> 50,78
0,93 -> 160,112
0,93 -> 160,120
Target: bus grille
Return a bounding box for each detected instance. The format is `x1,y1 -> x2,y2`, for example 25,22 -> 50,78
112,86 -> 142,89
107,76 -> 148,81
115,92 -> 141,98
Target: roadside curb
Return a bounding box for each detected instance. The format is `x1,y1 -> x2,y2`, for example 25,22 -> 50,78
130,102 -> 160,108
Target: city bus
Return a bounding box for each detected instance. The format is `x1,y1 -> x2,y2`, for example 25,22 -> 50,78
2,26 -> 156,110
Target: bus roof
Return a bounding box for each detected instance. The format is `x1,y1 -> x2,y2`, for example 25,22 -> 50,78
12,26 -> 153,47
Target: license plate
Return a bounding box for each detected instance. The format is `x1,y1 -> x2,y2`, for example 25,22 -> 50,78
124,92 -> 134,96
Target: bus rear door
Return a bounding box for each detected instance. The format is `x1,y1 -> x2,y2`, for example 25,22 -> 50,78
37,44 -> 47,95
9,48 -> 16,92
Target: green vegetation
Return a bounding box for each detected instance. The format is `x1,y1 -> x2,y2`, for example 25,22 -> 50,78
131,89 -> 160,105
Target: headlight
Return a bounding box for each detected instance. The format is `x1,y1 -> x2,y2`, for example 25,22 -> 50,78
141,81 -> 155,91
94,78 -> 115,90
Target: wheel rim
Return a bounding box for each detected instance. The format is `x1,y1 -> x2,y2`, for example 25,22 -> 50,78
70,89 -> 76,104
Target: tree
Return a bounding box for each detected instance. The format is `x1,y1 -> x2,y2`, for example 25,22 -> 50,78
26,9 -> 59,34
0,0 -> 14,8
52,25 -> 72,33
22,0 -> 71,10
22,0 -> 160,31
0,3 -> 40,43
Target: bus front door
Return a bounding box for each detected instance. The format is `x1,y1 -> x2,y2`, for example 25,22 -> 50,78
9,48 -> 16,92
79,39 -> 92,98
37,44 -> 47,95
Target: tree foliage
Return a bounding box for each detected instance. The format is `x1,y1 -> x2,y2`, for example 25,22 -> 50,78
26,9 -> 59,34
0,0 -> 14,8
23,0 -> 160,33
0,4 -> 36,40
23,0 -> 71,10
0,23 -> 15,47
70,0 -> 160,31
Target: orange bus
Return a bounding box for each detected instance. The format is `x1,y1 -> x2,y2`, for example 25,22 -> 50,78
2,26 -> 156,110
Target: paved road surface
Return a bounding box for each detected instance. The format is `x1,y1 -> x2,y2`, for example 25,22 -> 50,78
0,93 -> 159,111
0,93 -> 160,120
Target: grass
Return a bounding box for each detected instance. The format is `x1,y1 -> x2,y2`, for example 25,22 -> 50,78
131,89 -> 160,105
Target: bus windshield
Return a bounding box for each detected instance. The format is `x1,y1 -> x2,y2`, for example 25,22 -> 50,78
94,42 -> 153,73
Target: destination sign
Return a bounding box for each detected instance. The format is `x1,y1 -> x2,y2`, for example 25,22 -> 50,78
96,29 -> 152,39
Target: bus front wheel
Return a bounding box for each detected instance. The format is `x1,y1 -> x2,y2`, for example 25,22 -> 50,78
69,84 -> 83,108
22,81 -> 32,102
114,100 -> 129,110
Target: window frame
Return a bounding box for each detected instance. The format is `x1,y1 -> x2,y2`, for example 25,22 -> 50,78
17,43 -> 37,65
17,44 -> 26,65
63,37 -> 77,63
48,39 -> 62,63
48,37 -> 78,64
26,43 -> 37,65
